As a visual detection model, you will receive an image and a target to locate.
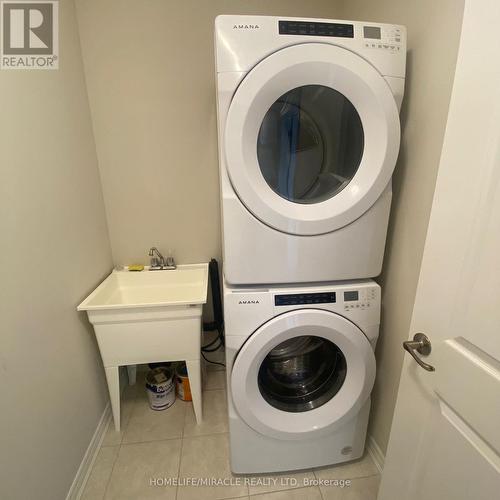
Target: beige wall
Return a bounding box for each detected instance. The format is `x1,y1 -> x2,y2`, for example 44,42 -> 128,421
75,0 -> 341,266
338,0 -> 464,453
0,1 -> 113,499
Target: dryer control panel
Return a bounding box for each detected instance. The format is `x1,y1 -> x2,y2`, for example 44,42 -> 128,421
215,15 -> 406,81
279,20 -> 354,38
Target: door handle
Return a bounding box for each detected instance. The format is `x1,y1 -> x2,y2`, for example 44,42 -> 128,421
403,333 -> 435,372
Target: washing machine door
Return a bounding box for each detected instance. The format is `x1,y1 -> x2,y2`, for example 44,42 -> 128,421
231,309 -> 376,440
225,42 -> 400,235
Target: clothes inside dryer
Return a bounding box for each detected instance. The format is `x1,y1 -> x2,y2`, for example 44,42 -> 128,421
258,335 -> 347,413
257,85 -> 364,204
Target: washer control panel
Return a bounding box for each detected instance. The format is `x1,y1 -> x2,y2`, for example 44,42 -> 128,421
343,287 -> 377,311
275,292 -> 336,306
271,283 -> 379,315
363,24 -> 403,52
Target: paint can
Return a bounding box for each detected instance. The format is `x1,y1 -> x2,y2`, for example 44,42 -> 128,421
145,367 -> 175,411
175,363 -> 192,401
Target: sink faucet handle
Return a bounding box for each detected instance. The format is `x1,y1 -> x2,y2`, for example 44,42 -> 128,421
148,247 -> 165,268
163,249 -> 175,269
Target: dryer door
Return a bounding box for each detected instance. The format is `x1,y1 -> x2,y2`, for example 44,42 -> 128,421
225,42 -> 400,235
230,309 -> 376,440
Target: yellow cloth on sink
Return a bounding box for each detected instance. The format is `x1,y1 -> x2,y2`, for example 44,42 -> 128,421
128,265 -> 144,271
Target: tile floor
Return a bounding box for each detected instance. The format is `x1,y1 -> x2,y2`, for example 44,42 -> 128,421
82,365 -> 381,500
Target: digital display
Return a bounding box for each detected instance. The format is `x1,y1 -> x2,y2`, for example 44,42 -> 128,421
344,291 -> 359,302
279,20 -> 354,38
275,292 -> 336,306
364,26 -> 382,39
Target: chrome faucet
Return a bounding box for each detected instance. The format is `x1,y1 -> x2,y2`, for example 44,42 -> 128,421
148,247 -> 165,268
148,247 -> 176,270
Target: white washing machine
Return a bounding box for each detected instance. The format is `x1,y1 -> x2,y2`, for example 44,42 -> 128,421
224,279 -> 380,473
215,16 -> 406,284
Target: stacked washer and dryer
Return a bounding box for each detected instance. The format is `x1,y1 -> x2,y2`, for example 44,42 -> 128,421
214,16 -> 406,473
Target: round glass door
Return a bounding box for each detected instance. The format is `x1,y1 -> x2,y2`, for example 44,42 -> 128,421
224,43 -> 401,235
258,335 -> 347,412
257,85 -> 364,204
230,309 -> 376,439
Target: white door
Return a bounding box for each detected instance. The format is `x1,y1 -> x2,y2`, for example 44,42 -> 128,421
225,43 -> 401,235
231,309 -> 375,440
379,2 -> 500,499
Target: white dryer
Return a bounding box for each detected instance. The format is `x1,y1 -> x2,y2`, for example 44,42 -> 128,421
224,279 -> 380,473
215,16 -> 406,284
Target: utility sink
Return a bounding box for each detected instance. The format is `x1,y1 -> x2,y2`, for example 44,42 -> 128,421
77,263 -> 209,432
77,264 -> 208,311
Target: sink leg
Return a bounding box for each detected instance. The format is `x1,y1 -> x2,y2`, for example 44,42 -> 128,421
126,364 -> 137,385
105,366 -> 121,432
186,359 -> 203,424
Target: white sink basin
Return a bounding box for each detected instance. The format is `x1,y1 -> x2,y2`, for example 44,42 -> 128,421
77,264 -> 208,311
77,263 -> 208,432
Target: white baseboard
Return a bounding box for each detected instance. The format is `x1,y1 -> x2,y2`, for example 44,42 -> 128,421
366,434 -> 385,473
65,403 -> 111,500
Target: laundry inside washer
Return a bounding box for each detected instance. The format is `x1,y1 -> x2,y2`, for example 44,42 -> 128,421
258,335 -> 347,412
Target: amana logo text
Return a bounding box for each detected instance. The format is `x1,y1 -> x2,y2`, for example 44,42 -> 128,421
238,300 -> 260,304
233,24 -> 260,30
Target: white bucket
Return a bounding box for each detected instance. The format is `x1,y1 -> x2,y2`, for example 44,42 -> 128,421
145,367 -> 175,411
